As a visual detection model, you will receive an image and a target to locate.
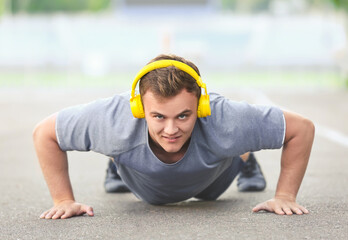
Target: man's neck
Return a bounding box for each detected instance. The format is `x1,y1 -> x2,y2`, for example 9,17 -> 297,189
148,136 -> 190,164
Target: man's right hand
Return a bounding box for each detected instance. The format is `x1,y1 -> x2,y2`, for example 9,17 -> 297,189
40,200 -> 94,219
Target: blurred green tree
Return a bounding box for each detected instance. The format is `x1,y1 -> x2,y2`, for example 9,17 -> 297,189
9,0 -> 27,14
27,0 -> 111,13
332,0 -> 348,10
0,0 -> 5,15
331,0 -> 348,87
2,0 -> 111,14
221,0 -> 270,12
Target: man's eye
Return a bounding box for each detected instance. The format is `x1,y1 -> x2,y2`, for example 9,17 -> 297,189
178,114 -> 187,120
155,115 -> 164,119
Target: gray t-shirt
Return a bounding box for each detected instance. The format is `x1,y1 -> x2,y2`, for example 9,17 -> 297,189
56,92 -> 285,204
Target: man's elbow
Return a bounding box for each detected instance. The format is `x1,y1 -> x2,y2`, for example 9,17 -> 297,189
33,121 -> 47,146
32,114 -> 57,146
302,118 -> 315,142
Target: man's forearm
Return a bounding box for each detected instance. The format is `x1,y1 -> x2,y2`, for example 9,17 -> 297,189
33,115 -> 75,205
275,115 -> 315,199
37,143 -> 74,205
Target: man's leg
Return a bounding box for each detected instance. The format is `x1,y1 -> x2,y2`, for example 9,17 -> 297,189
195,157 -> 245,201
237,152 -> 266,192
104,158 -> 130,193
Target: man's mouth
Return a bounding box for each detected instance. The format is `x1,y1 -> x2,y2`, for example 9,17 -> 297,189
163,136 -> 181,143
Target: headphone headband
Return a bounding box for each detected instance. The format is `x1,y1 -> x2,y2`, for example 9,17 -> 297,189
131,60 -> 207,98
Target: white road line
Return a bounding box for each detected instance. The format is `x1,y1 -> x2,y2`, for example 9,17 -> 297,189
243,89 -> 348,148
315,125 -> 348,147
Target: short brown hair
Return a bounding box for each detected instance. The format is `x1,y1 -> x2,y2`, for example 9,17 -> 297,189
139,54 -> 201,99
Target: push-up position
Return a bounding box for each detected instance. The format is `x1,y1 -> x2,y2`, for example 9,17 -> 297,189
33,54 -> 315,219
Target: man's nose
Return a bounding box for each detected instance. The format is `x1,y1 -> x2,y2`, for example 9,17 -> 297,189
164,120 -> 179,135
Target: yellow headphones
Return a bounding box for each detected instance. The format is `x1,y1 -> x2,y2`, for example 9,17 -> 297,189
130,59 -> 211,118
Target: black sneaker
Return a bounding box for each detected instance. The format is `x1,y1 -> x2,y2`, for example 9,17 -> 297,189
104,159 -> 130,193
237,153 -> 266,192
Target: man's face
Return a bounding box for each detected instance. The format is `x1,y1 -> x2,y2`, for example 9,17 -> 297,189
142,89 -> 198,154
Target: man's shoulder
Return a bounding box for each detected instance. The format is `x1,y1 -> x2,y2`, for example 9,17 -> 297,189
83,91 -> 131,113
208,92 -> 248,113
56,90 -> 146,154
208,92 -> 224,102
208,92 -> 240,105
118,91 -> 131,99
105,91 -> 131,105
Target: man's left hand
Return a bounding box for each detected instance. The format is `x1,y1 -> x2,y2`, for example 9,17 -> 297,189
252,197 -> 309,215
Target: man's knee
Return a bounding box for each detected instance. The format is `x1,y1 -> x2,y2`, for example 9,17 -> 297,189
194,192 -> 220,201
240,152 -> 250,162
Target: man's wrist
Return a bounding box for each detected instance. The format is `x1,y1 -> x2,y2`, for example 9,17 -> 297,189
274,192 -> 296,201
53,198 -> 75,206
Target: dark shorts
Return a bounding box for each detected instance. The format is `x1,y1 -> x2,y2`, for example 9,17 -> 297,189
194,157 -> 245,201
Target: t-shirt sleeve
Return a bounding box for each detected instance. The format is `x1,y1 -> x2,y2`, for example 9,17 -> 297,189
55,94 -> 145,155
205,94 -> 285,156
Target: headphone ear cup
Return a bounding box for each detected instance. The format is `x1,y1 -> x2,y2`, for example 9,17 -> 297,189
130,94 -> 145,118
197,94 -> 211,118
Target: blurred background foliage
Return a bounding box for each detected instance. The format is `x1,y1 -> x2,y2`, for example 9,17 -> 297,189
0,0 -> 347,14
332,0 -> 348,11
1,0 -> 111,13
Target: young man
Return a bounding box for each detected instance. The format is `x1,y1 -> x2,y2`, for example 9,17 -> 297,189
33,54 -> 315,219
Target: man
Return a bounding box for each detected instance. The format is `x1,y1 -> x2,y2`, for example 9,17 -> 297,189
33,54 -> 314,219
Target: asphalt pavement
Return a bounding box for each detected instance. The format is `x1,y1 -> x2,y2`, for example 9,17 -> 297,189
0,86 -> 347,240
